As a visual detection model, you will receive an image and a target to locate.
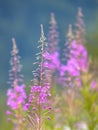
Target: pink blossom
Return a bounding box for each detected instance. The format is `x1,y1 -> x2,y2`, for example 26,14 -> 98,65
29,85 -> 51,105
6,84 -> 27,110
90,81 -> 97,90
6,110 -> 11,115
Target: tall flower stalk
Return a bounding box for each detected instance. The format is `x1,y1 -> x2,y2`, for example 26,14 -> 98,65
60,8 -> 88,88
71,8 -> 88,73
60,24 -> 75,87
27,25 -> 51,130
57,25 -> 79,128
7,38 -> 24,87
6,38 -> 27,130
75,7 -> 86,44
47,13 -> 60,85
62,24 -> 74,64
48,13 -> 59,53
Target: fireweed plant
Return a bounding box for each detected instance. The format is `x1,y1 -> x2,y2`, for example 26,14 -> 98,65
59,24 -> 75,87
59,8 -> 88,88
55,25 -> 80,129
47,13 -> 60,85
54,8 -> 90,129
27,25 -> 52,130
6,8 -> 98,130
6,38 -> 27,130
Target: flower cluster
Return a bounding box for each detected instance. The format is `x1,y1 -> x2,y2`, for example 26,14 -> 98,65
45,51 -> 60,70
25,25 -> 52,130
6,38 -> 27,130
70,40 -> 88,72
59,8 -> 88,88
29,85 -> 51,105
7,84 -> 27,110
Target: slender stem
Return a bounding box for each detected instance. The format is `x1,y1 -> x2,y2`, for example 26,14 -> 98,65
38,24 -> 45,130
40,24 -> 44,86
14,54 -> 18,87
17,106 -> 23,130
12,38 -> 18,87
38,100 -> 41,130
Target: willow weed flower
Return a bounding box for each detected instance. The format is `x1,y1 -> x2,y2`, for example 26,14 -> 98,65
75,7 -> 86,44
48,13 -> 59,53
7,84 -> 26,110
29,85 -> 51,105
90,80 -> 97,90
59,25 -> 77,87
27,25 -> 52,130
60,40 -> 88,87
70,40 -> 88,72
47,13 -> 60,74
45,51 -> 60,70
6,38 -> 27,130
59,8 -> 88,88
7,38 -> 26,110
7,38 -> 24,87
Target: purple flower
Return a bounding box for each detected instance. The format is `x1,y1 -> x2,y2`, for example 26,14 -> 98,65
44,51 -> 60,79
6,110 -> 11,115
90,81 -> 97,90
67,58 -> 80,76
23,104 -> 29,111
6,84 -> 27,110
76,78 -> 82,87
70,40 -> 88,72
60,65 -> 67,76
29,85 -> 51,105
59,39 -> 88,88
48,52 -> 60,70
60,58 -> 80,77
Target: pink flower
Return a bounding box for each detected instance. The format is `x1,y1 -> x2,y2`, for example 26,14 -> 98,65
6,84 -> 27,110
45,52 -> 60,70
70,40 -> 88,72
90,81 -> 97,90
29,85 -> 51,105
6,110 -> 11,115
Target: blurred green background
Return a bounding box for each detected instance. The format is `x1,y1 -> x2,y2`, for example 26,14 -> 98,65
0,0 -> 98,129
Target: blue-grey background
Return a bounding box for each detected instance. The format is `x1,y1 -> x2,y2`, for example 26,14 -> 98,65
0,0 -> 98,91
